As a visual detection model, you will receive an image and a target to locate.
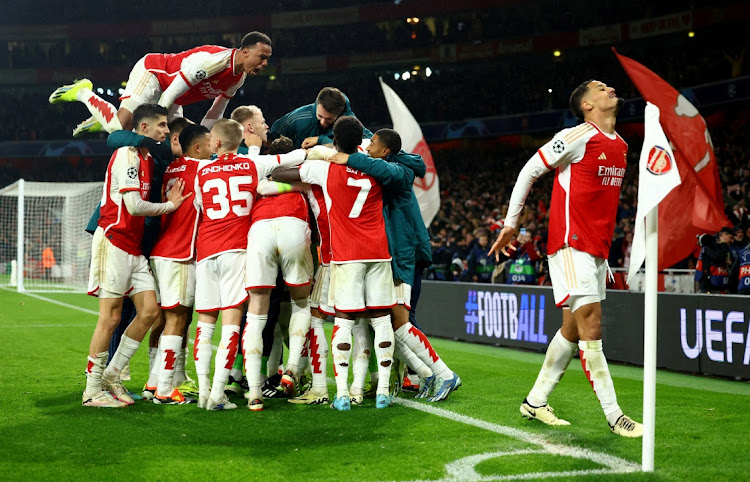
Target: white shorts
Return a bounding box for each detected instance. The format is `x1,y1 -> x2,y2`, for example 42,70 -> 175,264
195,251 -> 248,313
548,246 -> 607,312
394,281 -> 412,310
87,227 -> 156,298
245,218 -> 313,289
150,258 -> 196,309
309,264 -> 333,316
119,57 -> 162,112
329,261 -> 396,313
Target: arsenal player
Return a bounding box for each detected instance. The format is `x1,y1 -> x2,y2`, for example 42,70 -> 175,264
273,116 -> 396,411
489,80 -> 642,437
49,32 -> 271,137
192,119 -> 305,411
83,104 -> 191,408
147,124 -> 213,405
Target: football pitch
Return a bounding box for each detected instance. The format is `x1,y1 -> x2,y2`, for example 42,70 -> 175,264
1,288 -> 748,481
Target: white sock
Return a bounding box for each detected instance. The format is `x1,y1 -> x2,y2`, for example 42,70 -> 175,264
156,335 -> 182,397
286,298 -> 311,376
209,325 -> 240,402
331,317 -> 355,398
146,346 -> 160,388
85,351 -> 108,394
527,330 -> 577,407
267,322 -> 283,377
579,340 -> 623,425
394,322 -> 452,380
194,322 -> 215,400
76,89 -> 123,133
350,317 -> 371,395
394,337 -> 433,379
105,335 -> 141,379
243,314 -> 267,401
309,317 -> 328,391
371,315 -> 394,396
173,346 -> 188,387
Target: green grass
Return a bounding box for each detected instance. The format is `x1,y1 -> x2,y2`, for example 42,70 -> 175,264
1,288 -> 749,481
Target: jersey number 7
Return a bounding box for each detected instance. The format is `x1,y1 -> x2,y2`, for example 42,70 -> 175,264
347,177 -> 372,218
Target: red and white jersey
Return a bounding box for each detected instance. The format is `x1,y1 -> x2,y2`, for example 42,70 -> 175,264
305,184 -> 332,265
299,160 -> 390,263
195,150 -> 306,262
150,156 -> 201,261
143,46 -> 245,106
250,192 -> 308,226
538,122 -> 628,259
98,147 -> 153,256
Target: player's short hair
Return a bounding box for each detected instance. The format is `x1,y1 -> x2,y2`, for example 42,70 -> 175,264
569,79 -> 596,121
168,117 -> 193,137
333,116 -> 364,154
316,87 -> 347,116
230,105 -> 262,125
374,128 -> 402,155
132,104 -> 168,129
268,136 -> 294,155
212,119 -> 244,151
240,31 -> 272,49
179,124 -> 210,154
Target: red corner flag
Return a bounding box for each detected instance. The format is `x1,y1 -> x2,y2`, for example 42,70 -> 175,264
614,49 -> 730,269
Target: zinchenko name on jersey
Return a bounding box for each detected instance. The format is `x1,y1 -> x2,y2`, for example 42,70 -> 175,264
201,162 -> 252,176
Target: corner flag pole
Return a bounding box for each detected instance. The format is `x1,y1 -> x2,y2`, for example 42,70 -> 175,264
642,208 -> 658,471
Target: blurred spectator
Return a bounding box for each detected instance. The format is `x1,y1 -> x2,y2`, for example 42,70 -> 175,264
697,227 -> 734,293
466,230 -> 495,283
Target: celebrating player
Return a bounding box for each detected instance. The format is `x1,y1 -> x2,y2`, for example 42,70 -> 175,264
147,124 -> 213,404
274,116 -> 396,411
192,119 -> 305,411
327,128 -> 462,402
489,80 -> 643,437
49,32 -> 272,136
83,104 -> 191,408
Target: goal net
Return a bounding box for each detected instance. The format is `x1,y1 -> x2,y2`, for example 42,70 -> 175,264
0,179 -> 103,292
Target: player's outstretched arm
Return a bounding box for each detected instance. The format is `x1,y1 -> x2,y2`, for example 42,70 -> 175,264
271,167 -> 302,184
345,152 -> 413,191
257,177 -> 302,196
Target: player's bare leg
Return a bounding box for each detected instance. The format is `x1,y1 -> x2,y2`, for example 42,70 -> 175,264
280,284 -> 312,395
245,289 -> 271,411
522,308 -> 576,426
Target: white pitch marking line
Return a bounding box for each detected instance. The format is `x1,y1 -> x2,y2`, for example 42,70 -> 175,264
1,289 -> 642,477
0,287 -> 99,316
395,398 -> 640,477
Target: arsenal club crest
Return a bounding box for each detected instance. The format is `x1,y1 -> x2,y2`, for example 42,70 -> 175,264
646,145 -> 672,175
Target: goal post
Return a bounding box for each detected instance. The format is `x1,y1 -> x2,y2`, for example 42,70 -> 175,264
0,179 -> 103,293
